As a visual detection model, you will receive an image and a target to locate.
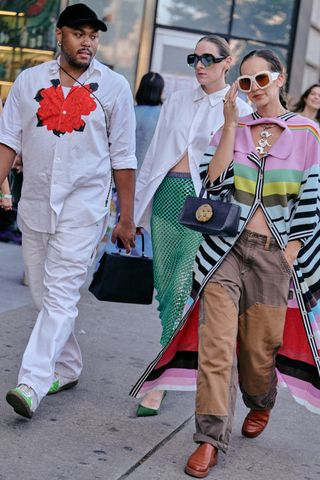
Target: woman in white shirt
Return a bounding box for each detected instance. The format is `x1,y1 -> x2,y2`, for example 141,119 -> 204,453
135,35 -> 252,416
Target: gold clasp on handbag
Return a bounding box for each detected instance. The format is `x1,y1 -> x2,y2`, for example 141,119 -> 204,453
195,204 -> 213,222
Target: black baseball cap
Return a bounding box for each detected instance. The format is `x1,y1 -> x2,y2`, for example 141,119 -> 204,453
57,3 -> 107,32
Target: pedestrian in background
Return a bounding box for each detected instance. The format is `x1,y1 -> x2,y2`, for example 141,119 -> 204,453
135,72 -> 164,170
293,83 -> 320,124
134,35 -> 252,417
0,3 -> 136,419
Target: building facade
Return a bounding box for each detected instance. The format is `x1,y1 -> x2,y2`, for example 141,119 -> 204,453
0,0 -> 319,105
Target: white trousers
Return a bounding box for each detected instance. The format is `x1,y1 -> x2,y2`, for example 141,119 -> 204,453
18,218 -> 105,402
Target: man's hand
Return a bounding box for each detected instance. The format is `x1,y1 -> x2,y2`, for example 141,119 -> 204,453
111,219 -> 136,253
0,194 -> 13,211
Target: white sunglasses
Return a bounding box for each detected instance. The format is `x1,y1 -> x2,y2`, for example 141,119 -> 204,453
237,71 -> 280,92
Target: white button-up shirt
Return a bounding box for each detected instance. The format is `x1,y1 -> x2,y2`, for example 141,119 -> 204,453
0,57 -> 136,233
135,85 -> 252,229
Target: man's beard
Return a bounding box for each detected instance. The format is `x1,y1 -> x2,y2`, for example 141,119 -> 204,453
63,50 -> 92,69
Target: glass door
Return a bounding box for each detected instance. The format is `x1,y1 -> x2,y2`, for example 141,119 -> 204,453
151,28 -> 202,98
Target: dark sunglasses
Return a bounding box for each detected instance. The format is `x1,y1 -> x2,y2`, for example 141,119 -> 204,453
187,53 -> 227,68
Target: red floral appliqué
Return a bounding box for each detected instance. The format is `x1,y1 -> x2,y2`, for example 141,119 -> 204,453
35,80 -> 98,137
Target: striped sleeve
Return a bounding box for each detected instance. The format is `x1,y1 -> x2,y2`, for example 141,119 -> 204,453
199,128 -> 235,197
203,162 -> 234,196
199,142 -> 216,182
289,133 -> 320,244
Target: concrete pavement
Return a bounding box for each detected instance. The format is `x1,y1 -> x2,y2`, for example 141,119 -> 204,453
0,241 -> 319,480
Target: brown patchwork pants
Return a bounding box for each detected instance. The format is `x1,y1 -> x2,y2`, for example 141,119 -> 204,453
194,230 -> 292,452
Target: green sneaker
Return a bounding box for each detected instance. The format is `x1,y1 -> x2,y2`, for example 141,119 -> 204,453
47,373 -> 79,395
6,384 -> 38,419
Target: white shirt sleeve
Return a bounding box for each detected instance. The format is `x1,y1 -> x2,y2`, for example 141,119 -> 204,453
108,81 -> 137,170
0,72 -> 23,154
136,96 -> 171,186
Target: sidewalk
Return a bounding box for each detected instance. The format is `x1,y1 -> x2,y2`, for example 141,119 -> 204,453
0,241 -> 31,313
0,242 -> 319,479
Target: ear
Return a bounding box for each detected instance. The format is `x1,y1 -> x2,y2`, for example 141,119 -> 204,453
277,72 -> 286,88
225,55 -> 233,69
56,28 -> 62,45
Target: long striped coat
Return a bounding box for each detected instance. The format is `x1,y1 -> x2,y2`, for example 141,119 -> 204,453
130,112 -> 320,414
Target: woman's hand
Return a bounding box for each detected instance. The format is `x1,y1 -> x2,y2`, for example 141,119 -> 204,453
283,240 -> 302,268
223,82 -> 239,128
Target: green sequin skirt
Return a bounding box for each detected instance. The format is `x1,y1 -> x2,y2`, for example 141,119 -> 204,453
151,173 -> 202,347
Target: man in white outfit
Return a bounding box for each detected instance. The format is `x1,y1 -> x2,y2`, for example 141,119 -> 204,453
0,3 -> 136,418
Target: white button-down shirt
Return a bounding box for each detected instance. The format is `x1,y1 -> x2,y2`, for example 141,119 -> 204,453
135,85 -> 252,229
0,57 -> 136,233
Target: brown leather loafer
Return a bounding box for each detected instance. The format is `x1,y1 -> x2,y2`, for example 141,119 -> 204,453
185,443 -> 218,478
241,409 -> 271,438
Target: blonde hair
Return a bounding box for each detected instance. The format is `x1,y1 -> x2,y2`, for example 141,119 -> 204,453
197,35 -> 230,57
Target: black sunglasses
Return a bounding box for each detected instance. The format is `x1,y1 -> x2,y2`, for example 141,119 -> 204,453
187,53 -> 227,68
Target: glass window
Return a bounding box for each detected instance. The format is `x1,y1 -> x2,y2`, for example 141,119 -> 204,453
69,0 -> 145,89
161,44 -> 192,75
0,1 -> 60,50
231,0 -> 296,45
151,28 -> 200,97
0,1 -> 60,100
156,0 -> 232,35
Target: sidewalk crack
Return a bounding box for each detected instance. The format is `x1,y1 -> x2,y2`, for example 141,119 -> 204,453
116,414 -> 194,479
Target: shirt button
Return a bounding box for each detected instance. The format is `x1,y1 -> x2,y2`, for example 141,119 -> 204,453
62,110 -> 67,114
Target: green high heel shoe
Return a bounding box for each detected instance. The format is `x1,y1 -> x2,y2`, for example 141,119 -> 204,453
136,391 -> 167,417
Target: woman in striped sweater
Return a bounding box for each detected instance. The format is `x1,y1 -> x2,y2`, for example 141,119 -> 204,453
131,49 -> 320,477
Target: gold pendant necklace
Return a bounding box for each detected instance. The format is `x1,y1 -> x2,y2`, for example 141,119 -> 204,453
256,124 -> 276,155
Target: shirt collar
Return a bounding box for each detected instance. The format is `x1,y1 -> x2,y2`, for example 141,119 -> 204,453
49,56 -> 100,84
193,85 -> 230,107
238,115 -> 294,159
252,110 -> 297,122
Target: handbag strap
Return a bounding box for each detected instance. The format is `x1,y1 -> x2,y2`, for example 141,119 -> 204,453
58,62 -> 110,133
138,229 -> 146,257
58,63 -> 113,210
199,186 -> 206,198
199,186 -> 232,202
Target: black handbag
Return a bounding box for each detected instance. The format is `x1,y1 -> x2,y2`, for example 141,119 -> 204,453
88,232 -> 154,304
179,188 -> 241,236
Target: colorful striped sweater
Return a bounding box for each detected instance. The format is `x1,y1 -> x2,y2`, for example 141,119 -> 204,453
192,112 -> 320,405
130,111 -> 320,414
194,112 -> 320,295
